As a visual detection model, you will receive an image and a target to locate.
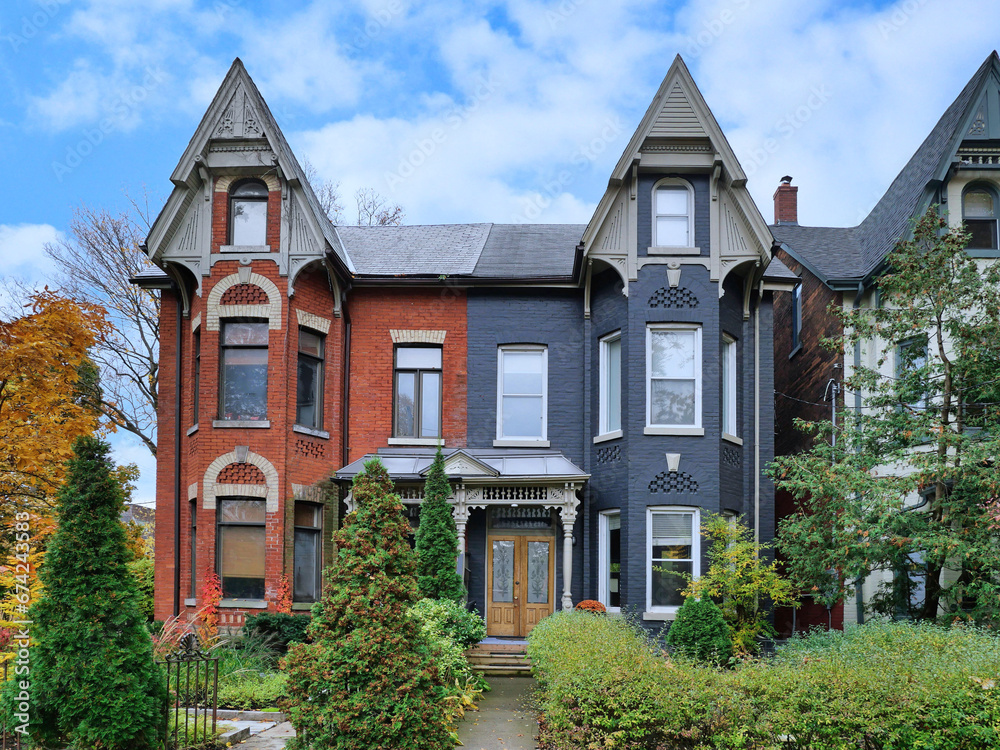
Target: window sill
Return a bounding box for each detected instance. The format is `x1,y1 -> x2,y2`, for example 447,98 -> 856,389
593,430 -> 623,444
291,602 -> 314,612
213,420 -> 271,429
647,246 -> 700,256
643,426 -> 704,436
293,424 -> 329,439
642,610 -> 678,622
387,437 -> 441,446
722,433 -> 743,446
219,244 -> 271,254
493,439 -> 550,448
186,424 -> 199,436
184,598 -> 197,607
219,599 -> 268,609
788,343 -> 802,360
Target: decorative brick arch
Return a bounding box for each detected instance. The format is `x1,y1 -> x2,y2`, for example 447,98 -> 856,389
214,174 -> 280,194
206,271 -> 282,331
203,448 -> 279,512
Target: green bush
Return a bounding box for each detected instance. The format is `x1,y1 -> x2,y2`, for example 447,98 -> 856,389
129,555 -> 155,622
665,597 -> 733,665
243,612 -> 311,653
529,614 -> 1000,750
218,671 -> 289,710
410,598 -> 486,649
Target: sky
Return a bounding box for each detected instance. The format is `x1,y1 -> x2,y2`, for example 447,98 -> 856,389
2,0 -> 999,507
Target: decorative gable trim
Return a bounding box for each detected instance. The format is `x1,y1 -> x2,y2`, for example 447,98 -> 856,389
423,450 -> 499,478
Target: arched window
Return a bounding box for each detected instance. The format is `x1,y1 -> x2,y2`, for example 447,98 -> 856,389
652,179 -> 694,248
229,179 -> 269,246
963,184 -> 998,250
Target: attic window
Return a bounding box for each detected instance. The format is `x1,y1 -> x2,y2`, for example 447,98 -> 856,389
963,186 -> 998,250
652,179 -> 694,247
230,180 -> 269,246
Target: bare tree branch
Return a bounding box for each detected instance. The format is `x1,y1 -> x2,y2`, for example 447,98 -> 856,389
45,190 -> 161,456
355,187 -> 404,226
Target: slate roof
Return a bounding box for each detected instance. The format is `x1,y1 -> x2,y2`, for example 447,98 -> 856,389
761,254 -> 799,282
772,52 -> 998,284
335,223 -> 583,279
335,447 -> 589,482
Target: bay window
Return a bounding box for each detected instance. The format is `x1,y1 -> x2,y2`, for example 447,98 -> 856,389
296,328 -> 325,430
219,320 -> 268,422
599,510 -> 621,610
647,325 -> 701,429
599,332 -> 622,436
293,503 -> 323,603
229,180 -> 268,246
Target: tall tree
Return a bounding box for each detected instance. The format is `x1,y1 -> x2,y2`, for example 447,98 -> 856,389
771,208 -> 1000,622
45,193 -> 160,455
415,448 -> 465,602
284,458 -> 452,750
17,436 -> 166,748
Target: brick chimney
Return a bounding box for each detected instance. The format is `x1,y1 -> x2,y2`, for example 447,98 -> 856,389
773,176 -> 798,225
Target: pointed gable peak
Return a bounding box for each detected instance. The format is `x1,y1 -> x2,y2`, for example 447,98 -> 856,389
606,54 -> 747,186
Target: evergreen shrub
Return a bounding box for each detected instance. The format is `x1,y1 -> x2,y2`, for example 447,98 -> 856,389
243,612 -> 311,653
410,597 -> 486,649
414,448 -> 465,602
665,596 -> 733,665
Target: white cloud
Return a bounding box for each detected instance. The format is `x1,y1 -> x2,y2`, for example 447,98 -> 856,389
0,223 -> 61,281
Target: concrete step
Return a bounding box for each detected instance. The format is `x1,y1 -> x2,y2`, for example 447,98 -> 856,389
475,664 -> 533,676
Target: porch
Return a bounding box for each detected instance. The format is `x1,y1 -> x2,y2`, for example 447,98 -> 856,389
335,447 -> 589,637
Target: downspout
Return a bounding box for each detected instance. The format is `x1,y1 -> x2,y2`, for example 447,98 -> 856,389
341,303 -> 352,469
754,294 -> 760,546
852,280 -> 865,625
173,285 -> 183,618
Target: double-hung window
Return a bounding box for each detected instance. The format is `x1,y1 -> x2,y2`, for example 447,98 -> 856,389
497,346 -> 548,441
896,336 -> 928,410
296,328 -> 325,430
293,503 -> 323,603
647,325 -> 701,429
229,180 -> 268,246
394,346 -> 442,439
189,499 -> 197,599
217,499 -> 266,600
647,507 -> 700,611
722,335 -> 738,438
653,180 -> 694,247
963,185 -> 999,250
219,321 -> 268,421
599,510 -> 621,610
599,332 -> 622,437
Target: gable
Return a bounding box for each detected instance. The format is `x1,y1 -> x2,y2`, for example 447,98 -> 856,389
648,80 -> 706,139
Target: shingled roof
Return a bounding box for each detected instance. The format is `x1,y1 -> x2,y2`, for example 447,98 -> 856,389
772,52 -> 999,285
336,223 -> 583,280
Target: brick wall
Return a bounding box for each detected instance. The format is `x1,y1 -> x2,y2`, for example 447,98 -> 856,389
345,286 -> 468,461
771,248 -> 846,633
155,223 -> 343,623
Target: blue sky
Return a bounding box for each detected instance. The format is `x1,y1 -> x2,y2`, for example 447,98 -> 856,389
1,0 -> 998,506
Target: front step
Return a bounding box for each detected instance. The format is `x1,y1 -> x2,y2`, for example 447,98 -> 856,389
467,642 -> 531,675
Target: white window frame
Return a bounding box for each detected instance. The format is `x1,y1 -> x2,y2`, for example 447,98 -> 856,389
495,345 -> 548,445
790,283 -> 803,354
645,324 -> 702,433
722,334 -> 739,441
651,177 -> 695,249
597,331 -> 622,440
598,509 -> 621,613
646,506 -> 700,614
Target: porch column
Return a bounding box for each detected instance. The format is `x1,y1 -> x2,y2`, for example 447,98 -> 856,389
451,498 -> 469,576
560,492 -> 580,611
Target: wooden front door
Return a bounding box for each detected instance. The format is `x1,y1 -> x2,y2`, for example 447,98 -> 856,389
486,535 -> 555,637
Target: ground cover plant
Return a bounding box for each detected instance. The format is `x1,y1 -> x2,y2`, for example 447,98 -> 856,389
528,611 -> 1000,750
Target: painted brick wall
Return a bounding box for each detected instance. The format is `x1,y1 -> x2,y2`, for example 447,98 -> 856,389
345,286 -> 468,462
466,287 -> 586,608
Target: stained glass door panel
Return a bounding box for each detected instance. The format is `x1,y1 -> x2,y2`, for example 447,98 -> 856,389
487,538 -> 517,637
522,538 -> 554,636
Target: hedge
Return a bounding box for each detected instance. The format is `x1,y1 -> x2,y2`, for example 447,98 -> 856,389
527,612 -> 1000,750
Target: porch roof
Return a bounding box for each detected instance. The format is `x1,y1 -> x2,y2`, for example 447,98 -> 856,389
334,447 -> 589,484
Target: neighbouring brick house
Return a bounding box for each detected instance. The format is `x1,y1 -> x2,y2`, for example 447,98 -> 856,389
771,51 -> 1000,631
138,56 -> 795,635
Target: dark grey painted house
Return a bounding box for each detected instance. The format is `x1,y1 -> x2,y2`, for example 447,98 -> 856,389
337,56 -> 796,636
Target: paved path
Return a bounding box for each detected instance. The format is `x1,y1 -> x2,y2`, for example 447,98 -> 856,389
235,721 -> 295,749
457,676 -> 539,750
232,677 -> 540,749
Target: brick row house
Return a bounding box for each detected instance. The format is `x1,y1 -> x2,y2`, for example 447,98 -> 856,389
139,56 -> 795,635
771,51 -> 1000,631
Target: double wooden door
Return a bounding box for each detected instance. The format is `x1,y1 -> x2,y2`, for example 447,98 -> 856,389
486,535 -> 554,637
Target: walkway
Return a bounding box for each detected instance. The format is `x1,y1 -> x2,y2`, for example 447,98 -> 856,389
235,721 -> 295,749
457,676 -> 539,750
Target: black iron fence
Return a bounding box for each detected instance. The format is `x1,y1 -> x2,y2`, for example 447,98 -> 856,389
160,633 -> 220,750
